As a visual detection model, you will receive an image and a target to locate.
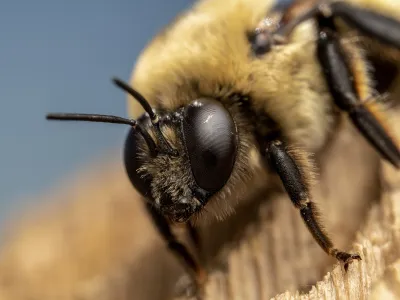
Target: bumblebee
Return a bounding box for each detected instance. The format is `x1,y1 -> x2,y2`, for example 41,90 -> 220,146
46,0 -> 400,296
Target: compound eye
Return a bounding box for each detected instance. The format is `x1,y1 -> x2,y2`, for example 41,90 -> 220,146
182,98 -> 238,193
124,127 -> 152,198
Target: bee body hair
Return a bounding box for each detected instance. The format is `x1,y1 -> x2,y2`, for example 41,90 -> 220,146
126,0 -> 393,222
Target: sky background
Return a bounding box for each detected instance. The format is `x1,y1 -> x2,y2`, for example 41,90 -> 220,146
0,0 -> 193,223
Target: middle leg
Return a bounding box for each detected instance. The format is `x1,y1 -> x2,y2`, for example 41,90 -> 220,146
265,140 -> 361,270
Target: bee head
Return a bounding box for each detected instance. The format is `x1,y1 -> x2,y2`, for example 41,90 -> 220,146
125,95 -> 238,223
46,78 -> 239,223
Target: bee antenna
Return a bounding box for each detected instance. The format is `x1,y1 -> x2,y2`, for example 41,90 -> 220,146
46,113 -> 158,156
112,77 -> 178,156
112,77 -> 159,124
46,113 -> 137,126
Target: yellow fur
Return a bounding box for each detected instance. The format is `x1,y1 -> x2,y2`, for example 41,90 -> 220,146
127,0 -> 400,149
122,0 -> 400,224
123,0 -> 400,221
1,0 -> 400,299
128,0 -> 334,151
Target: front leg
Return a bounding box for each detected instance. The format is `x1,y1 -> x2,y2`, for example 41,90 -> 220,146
265,140 -> 361,270
145,202 -> 206,298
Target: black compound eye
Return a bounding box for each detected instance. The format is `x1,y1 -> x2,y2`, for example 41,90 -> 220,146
182,98 -> 238,193
124,127 -> 152,198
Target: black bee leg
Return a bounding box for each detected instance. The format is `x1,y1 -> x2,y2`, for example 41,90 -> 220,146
145,202 -> 206,298
265,141 -> 361,270
316,15 -> 400,168
274,1 -> 400,50
329,2 -> 400,49
273,4 -> 319,43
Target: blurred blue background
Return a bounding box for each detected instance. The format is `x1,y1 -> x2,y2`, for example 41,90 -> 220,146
0,0 -> 192,222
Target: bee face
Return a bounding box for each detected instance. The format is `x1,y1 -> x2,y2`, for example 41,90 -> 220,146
124,98 -> 240,223
124,0 -> 331,221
